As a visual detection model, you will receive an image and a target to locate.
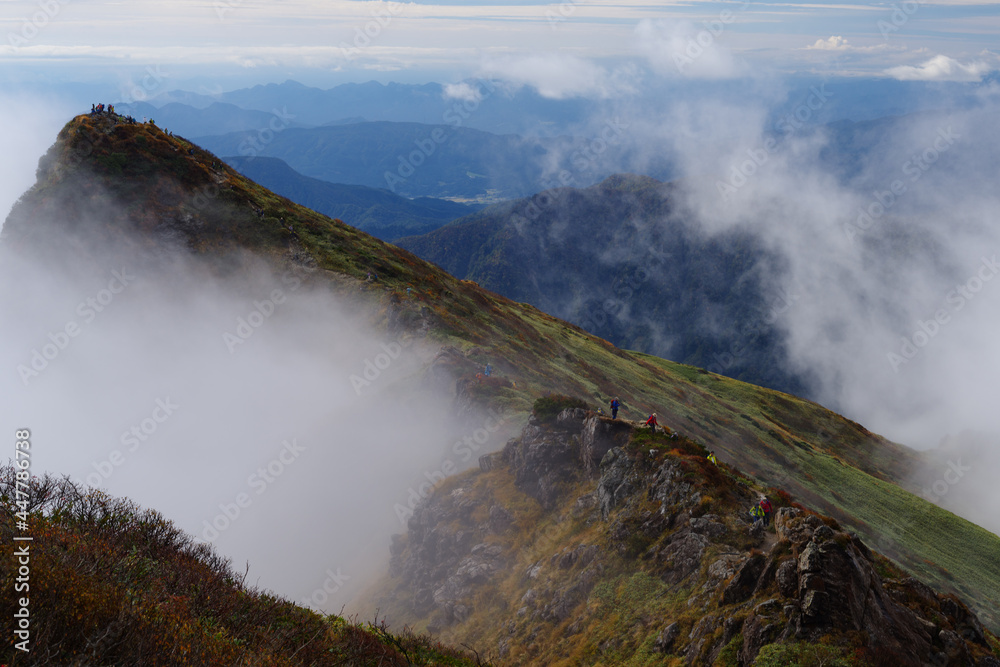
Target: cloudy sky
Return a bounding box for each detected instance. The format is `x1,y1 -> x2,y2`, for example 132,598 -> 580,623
1,0 -> 997,91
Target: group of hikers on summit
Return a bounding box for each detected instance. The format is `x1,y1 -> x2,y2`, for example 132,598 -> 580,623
606,397 -> 773,531
90,103 -> 143,126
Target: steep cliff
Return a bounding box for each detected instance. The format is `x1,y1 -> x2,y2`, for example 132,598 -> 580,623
376,406 -> 1000,665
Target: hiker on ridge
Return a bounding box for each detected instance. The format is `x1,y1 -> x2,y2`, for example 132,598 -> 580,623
610,397 -> 620,419
645,412 -> 658,434
759,496 -> 773,526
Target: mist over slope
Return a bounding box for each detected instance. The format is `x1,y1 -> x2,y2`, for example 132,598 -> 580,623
398,173 -> 810,396
370,405 -> 1000,664
5,108 -> 1000,649
0,111 -> 503,609
398,92 -> 1000,533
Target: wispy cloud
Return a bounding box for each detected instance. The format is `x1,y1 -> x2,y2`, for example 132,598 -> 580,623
885,54 -> 991,81
635,18 -> 746,79
477,53 -> 638,99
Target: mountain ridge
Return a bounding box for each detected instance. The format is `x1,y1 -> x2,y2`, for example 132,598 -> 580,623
4,112 -> 1000,662
223,155 -> 476,241
369,405 -> 1000,665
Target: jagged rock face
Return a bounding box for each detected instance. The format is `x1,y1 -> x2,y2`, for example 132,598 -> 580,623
597,447 -> 638,519
385,413 -> 1000,666
580,415 -> 633,475
507,410 -> 586,509
727,507 -> 1000,666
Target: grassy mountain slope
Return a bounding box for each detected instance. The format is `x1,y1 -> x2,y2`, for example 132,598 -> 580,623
0,467 -> 487,666
4,112 -> 1000,639
224,155 -> 475,241
397,174 -> 811,397
368,404 -> 1000,665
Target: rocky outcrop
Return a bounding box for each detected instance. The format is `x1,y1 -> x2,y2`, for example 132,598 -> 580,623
581,415 -> 633,475
385,411 -> 1000,666
506,410 -> 585,509
596,447 -> 638,519
722,507 -> 1000,666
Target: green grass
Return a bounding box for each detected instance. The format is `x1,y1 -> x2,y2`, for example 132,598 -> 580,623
13,114 -> 1000,635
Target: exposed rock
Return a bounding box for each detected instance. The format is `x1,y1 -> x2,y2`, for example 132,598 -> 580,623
653,622 -> 680,653
685,615 -> 719,663
689,514 -> 727,538
722,552 -> 767,605
775,558 -> 799,598
739,612 -> 781,665
552,544 -> 599,570
753,553 -> 781,597
650,459 -> 702,512
386,409 -> 999,665
478,453 -> 497,472
511,424 -> 580,509
657,531 -> 709,586
486,505 -> 512,534
571,492 -> 598,519
555,407 -> 588,431
581,415 -> 633,475
597,447 -> 638,518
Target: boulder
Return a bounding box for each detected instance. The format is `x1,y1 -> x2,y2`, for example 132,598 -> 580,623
580,415 -> 633,475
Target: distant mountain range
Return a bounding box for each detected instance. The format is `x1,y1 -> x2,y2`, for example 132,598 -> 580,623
397,173 -> 810,396
114,100 -> 309,139
144,77 -> 1000,137
195,121 -> 598,200
224,155 -> 475,241
6,113 -> 1000,661
150,79 -> 597,135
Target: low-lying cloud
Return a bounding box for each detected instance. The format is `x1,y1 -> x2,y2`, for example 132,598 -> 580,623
885,53 -> 993,81
0,170 -> 489,610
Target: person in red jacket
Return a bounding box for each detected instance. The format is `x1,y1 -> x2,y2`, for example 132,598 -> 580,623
645,412 -> 658,434
759,496 -> 773,526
